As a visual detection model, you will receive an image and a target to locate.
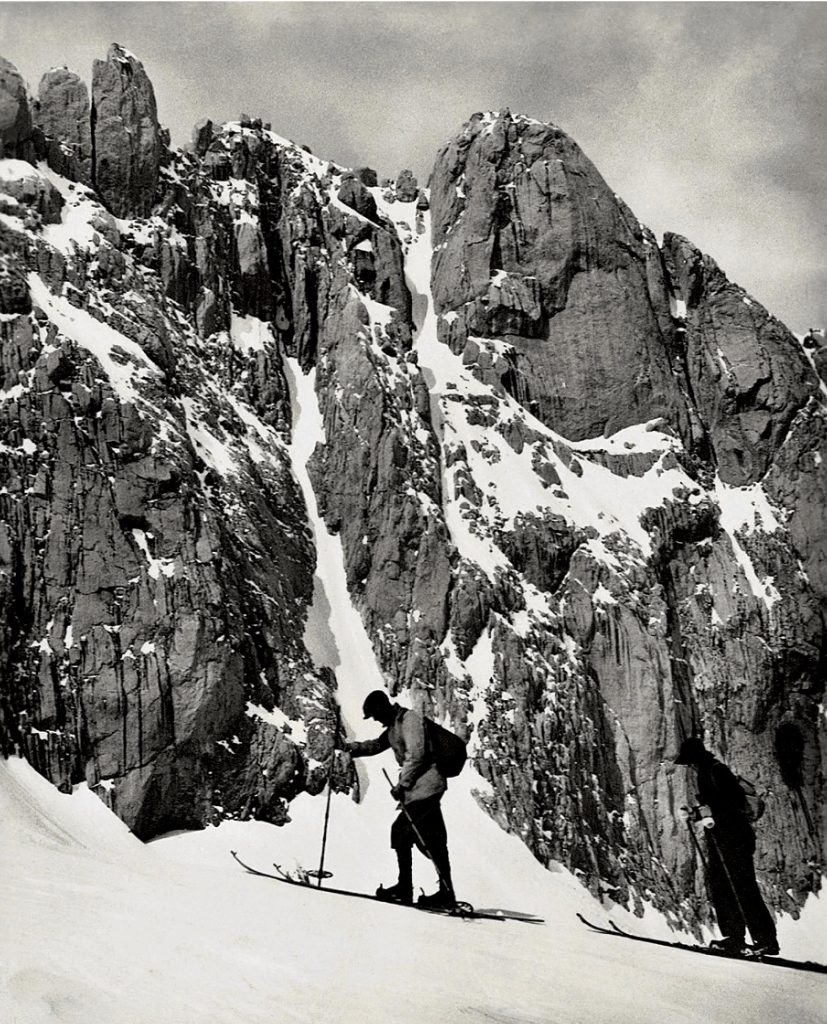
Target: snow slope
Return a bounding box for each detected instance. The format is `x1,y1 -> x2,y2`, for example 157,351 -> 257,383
1,756 -> 825,1024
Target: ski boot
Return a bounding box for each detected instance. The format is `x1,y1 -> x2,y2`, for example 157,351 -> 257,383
375,881 -> 413,905
417,884 -> 456,910
749,940 -> 780,957
709,936 -> 747,955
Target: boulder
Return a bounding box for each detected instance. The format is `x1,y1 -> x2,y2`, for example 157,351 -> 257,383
356,166 -> 377,187
395,168 -> 418,202
336,175 -> 378,223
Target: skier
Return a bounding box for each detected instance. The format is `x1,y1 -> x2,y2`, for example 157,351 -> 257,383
344,690 -> 455,909
675,736 -> 779,956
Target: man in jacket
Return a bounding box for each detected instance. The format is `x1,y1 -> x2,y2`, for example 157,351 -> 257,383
675,736 -> 779,955
346,690 -> 454,908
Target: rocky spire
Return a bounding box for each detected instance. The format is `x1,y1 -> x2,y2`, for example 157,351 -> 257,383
91,43 -> 162,217
662,232 -> 817,486
429,110 -> 686,442
0,57 -> 33,160
34,67 -> 93,184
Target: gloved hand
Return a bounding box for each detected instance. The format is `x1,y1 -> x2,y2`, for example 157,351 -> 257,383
690,804 -> 714,834
390,784 -> 405,802
339,739 -> 352,754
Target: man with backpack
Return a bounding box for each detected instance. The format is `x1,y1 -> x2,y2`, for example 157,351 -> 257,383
675,736 -> 779,956
344,690 -> 457,909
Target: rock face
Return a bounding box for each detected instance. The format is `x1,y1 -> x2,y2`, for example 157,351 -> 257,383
0,58 -> 33,160
422,111 -> 823,922
192,118 -> 213,157
34,68 -> 93,184
91,45 -> 162,217
429,110 -> 686,442
662,233 -> 817,485
0,59 -> 823,933
0,161 -> 64,224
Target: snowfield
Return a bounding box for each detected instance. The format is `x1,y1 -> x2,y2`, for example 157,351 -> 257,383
1,756 -> 824,1024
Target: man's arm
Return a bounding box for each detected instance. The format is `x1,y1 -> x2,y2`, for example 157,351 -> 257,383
348,731 -> 390,758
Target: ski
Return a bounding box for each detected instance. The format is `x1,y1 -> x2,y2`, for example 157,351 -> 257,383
231,851 -> 544,924
576,913 -> 827,975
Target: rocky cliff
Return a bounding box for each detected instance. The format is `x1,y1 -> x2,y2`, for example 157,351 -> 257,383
0,51 -> 823,928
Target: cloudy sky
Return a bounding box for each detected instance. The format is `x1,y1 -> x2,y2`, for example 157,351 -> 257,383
1,2 -> 824,333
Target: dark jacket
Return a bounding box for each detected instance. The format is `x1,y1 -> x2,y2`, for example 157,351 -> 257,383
695,753 -> 750,833
350,706 -> 446,805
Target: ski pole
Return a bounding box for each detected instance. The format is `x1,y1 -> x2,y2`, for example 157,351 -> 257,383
682,810 -> 710,874
683,809 -> 748,932
381,767 -> 451,895
317,705 -> 340,887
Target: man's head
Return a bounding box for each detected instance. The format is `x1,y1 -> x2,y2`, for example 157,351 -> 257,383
362,689 -> 396,726
674,736 -> 708,766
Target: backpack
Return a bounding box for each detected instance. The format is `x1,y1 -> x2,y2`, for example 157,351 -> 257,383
424,716 -> 467,778
736,774 -> 766,823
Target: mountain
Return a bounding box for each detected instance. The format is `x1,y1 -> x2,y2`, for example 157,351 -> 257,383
0,45 -> 824,933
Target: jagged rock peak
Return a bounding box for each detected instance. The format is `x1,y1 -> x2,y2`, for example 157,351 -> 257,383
34,67 -> 93,185
430,106 -> 684,443
443,108 -> 561,147
192,117 -> 213,156
0,56 -> 33,160
91,43 -> 162,218
662,231 -> 817,486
